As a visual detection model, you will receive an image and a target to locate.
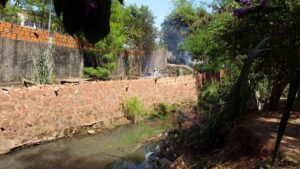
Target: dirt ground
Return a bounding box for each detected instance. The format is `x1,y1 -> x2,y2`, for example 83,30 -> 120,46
170,111 -> 300,169
217,112 -> 300,169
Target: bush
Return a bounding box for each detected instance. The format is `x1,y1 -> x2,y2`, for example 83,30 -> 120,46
198,82 -> 219,113
83,49 -> 117,80
83,67 -> 110,80
158,102 -> 176,116
124,97 -> 158,123
198,75 -> 234,113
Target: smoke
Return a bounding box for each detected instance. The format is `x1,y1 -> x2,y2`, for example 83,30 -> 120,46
162,22 -> 192,66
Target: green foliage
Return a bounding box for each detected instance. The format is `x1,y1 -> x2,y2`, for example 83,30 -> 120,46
198,82 -> 219,112
124,4 -> 156,53
158,102 -> 176,116
186,39 -> 268,152
3,0 -> 64,30
222,0 -> 300,108
81,0 -> 125,79
95,0 -> 127,54
184,12 -> 232,73
83,1 -> 156,79
83,67 -> 110,80
176,68 -> 184,76
0,1 -> 21,23
83,49 -> 116,80
124,97 -> 158,123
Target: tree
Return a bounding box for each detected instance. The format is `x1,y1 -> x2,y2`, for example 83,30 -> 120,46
184,11 -> 233,73
0,0 -> 21,23
124,4 -> 156,53
161,0 -> 195,65
222,0 -> 300,110
83,1 -> 157,79
18,0 -> 53,29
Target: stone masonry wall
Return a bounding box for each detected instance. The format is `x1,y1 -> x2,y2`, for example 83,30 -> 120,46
0,76 -> 197,153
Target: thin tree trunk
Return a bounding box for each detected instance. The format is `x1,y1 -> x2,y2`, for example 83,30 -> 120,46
269,82 -> 288,111
40,11 -> 45,29
31,10 -> 37,28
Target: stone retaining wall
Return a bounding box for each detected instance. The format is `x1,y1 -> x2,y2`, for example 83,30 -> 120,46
0,76 -> 197,153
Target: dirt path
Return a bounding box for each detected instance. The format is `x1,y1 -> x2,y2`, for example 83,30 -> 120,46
220,112 -> 300,169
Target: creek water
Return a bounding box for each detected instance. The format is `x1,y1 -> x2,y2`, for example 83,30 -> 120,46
0,119 -> 172,169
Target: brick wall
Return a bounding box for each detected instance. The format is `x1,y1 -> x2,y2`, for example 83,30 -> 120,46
0,76 -> 197,153
0,22 -> 78,48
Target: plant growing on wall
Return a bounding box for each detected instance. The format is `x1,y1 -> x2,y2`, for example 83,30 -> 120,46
31,44 -> 54,84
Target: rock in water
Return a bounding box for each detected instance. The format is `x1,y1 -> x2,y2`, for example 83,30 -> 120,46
87,130 -> 96,135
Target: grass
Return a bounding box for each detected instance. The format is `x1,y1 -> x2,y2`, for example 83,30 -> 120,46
121,98 -> 176,147
124,97 -> 159,123
121,99 -> 176,146
157,102 -> 176,116
123,97 -> 176,123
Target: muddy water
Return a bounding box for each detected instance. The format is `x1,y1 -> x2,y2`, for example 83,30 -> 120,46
0,119 -> 172,169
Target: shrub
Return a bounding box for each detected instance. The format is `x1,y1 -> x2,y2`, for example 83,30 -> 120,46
124,97 -> 158,123
199,82 -> 218,106
83,49 -> 117,80
158,102 -> 176,116
83,67 -> 110,80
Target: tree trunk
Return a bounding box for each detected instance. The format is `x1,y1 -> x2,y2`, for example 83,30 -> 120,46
269,82 -> 288,111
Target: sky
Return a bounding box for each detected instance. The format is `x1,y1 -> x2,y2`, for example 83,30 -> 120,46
125,0 -> 173,30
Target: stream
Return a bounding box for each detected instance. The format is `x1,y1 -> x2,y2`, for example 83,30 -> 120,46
0,118 -> 172,169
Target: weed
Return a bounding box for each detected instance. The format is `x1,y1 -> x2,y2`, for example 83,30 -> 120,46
124,97 -> 158,123
32,45 -> 54,84
158,102 -> 176,116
